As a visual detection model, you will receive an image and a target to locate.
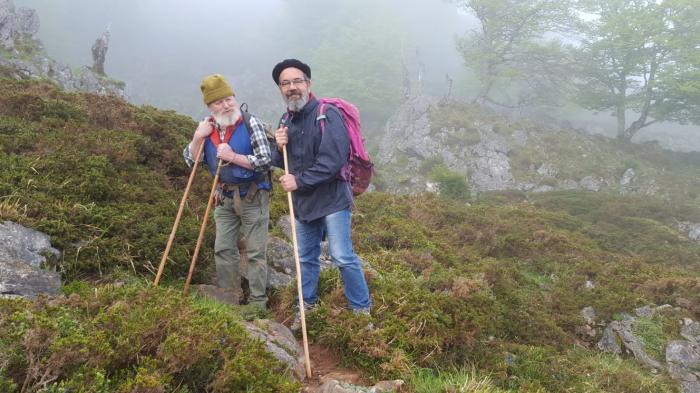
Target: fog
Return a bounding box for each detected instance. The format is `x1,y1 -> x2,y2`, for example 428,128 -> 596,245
13,0 -> 699,151
15,0 -> 473,123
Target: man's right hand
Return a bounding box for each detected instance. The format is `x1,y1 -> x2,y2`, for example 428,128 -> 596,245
275,126 -> 288,150
194,118 -> 215,139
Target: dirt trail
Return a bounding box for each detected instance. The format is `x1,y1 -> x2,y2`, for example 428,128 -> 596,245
299,340 -> 366,391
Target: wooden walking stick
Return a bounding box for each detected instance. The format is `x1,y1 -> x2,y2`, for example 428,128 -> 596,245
283,145 -> 313,379
153,142 -> 205,287
183,159 -> 223,295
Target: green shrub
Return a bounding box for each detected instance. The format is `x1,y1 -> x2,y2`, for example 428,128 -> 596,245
429,164 -> 470,201
0,285 -> 300,393
408,367 -> 509,393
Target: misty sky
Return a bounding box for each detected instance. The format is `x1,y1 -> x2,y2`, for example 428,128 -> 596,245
12,0 -> 700,151
14,0 -> 472,122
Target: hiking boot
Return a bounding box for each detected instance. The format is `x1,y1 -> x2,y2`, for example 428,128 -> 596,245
352,307 -> 374,330
239,303 -> 271,320
247,300 -> 267,310
290,304 -> 316,333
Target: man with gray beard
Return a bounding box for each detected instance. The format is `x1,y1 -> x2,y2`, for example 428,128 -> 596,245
183,74 -> 272,310
270,59 -> 372,331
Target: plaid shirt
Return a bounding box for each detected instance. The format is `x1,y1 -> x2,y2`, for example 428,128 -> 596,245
183,114 -> 271,172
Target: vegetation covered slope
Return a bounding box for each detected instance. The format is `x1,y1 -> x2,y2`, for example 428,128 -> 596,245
1,79 -> 699,392
378,100 -> 700,202
0,78 -> 213,281
0,284 -> 300,392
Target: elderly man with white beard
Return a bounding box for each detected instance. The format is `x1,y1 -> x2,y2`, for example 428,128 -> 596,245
183,74 -> 272,310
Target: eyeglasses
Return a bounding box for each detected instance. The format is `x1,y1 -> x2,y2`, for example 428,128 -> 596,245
279,78 -> 308,88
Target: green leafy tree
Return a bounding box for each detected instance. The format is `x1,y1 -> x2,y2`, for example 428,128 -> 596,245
455,0 -> 574,107
573,0 -> 700,141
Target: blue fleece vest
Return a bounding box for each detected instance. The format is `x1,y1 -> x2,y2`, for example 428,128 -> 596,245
204,122 -> 271,197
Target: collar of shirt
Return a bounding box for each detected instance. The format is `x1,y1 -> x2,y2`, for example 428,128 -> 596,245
215,116 -> 243,141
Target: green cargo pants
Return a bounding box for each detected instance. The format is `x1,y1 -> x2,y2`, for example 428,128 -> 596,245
213,189 -> 269,307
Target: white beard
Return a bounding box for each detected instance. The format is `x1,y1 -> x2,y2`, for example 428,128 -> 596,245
285,90 -> 309,112
213,109 -> 241,127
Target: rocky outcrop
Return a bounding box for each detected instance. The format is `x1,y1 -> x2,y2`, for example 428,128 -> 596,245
375,91 -> 695,200
0,0 -> 124,96
597,314 -> 664,370
594,305 -> 700,393
312,379 -> 404,393
375,95 -> 522,194
0,220 -> 60,267
91,29 -> 110,75
0,221 -> 61,298
618,168 -> 660,197
376,95 -> 438,194
0,0 -> 38,49
0,258 -> 60,298
377,96 -> 608,195
667,319 -> 700,393
467,127 -> 514,191
243,319 -> 306,380
678,222 -> 700,243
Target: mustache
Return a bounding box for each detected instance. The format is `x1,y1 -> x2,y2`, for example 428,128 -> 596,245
213,109 -> 241,126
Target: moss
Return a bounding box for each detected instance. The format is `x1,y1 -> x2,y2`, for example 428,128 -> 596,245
0,284 -> 300,392
632,315 -> 676,363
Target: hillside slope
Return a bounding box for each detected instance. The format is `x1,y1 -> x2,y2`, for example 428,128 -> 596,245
377,97 -> 700,206
1,80 -> 699,392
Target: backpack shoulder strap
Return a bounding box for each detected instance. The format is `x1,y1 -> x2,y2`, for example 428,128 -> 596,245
280,112 -> 290,127
240,103 -> 253,132
241,103 -> 273,140
316,102 -> 328,134
238,103 -> 274,189
316,102 -> 342,134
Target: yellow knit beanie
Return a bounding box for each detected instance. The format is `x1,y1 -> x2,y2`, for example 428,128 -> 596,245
200,74 -> 234,105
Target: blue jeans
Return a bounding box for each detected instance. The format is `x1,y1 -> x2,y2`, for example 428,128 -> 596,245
295,209 -> 371,310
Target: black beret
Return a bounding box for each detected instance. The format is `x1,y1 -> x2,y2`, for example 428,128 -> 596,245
272,59 -> 311,84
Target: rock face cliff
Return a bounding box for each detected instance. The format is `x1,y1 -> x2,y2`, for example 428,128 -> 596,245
0,0 -> 124,96
0,221 -> 61,298
376,94 -> 698,203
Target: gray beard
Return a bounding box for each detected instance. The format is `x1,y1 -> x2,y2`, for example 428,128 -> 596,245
286,91 -> 309,112
213,109 -> 241,127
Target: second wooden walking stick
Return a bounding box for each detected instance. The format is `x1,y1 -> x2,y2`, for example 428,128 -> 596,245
183,159 -> 223,295
153,142 -> 205,287
283,145 -> 313,379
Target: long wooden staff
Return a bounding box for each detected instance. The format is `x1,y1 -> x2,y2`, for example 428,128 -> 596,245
183,160 -> 223,295
153,142 -> 205,287
283,145 -> 312,379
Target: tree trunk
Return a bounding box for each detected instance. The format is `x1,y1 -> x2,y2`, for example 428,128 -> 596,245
616,104 -> 627,140
615,77 -> 629,140
623,57 -> 659,142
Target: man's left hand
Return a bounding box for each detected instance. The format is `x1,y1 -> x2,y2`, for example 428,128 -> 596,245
279,174 -> 298,192
216,144 -> 236,162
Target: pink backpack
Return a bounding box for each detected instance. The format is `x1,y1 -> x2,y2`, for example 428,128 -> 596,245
316,98 -> 374,196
